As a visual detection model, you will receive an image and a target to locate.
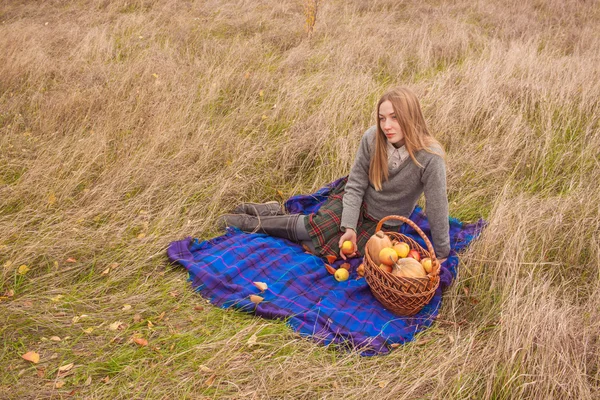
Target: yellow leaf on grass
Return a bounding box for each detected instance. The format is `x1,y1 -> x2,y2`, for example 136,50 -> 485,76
51,295 -> 64,302
259,90 -> 264,97
55,380 -> 65,389
22,351 -> 40,363
83,327 -> 94,334
101,267 -> 111,275
58,363 -> 74,372
50,336 -> 61,342
199,365 -> 212,373
133,337 -> 148,346
18,265 -> 30,275
122,304 -> 132,311
109,321 -> 124,331
205,374 -> 216,387
378,381 -> 389,388
84,376 -> 92,386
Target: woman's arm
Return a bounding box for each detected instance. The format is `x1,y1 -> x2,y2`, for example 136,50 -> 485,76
421,154 -> 450,259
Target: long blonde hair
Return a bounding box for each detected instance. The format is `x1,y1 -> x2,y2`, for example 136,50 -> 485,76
369,87 -> 445,191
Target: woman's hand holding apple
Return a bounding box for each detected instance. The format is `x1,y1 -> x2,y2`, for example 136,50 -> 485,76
338,228 -> 357,260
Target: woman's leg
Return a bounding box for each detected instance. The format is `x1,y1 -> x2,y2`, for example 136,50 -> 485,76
232,201 -> 284,216
218,213 -> 301,242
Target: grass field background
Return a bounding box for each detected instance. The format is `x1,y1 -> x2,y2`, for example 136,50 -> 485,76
1,0 -> 599,398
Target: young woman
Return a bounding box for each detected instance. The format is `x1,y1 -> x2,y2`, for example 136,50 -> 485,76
218,87 -> 450,262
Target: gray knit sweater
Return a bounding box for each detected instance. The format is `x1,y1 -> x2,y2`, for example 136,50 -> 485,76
341,126 -> 450,258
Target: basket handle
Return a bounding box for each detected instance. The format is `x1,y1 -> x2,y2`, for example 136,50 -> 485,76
376,215 -> 437,264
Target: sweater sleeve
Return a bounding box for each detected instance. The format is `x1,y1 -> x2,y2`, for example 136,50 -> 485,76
421,154 -> 450,258
340,128 -> 374,232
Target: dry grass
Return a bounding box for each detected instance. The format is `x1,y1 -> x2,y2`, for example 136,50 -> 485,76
1,0 -> 599,398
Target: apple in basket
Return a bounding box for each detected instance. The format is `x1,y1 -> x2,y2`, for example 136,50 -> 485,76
407,249 -> 421,262
421,257 -> 433,273
392,242 -> 410,258
378,263 -> 393,273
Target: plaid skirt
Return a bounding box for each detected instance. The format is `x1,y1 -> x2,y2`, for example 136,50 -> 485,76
304,178 -> 397,259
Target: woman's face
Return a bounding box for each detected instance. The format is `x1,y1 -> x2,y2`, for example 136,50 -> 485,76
379,100 -> 404,146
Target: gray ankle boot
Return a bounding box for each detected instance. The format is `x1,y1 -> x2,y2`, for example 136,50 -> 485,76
217,213 -> 300,242
232,201 -> 284,216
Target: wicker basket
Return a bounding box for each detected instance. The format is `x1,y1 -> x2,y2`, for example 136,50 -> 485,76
364,215 -> 441,316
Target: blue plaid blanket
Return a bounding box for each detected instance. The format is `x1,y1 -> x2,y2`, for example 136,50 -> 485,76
167,178 -> 485,356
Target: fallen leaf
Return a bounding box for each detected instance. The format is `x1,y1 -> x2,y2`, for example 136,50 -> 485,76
357,263 -> 365,277
58,363 -> 74,373
152,73 -> 158,79
390,343 -> 400,348
249,295 -> 263,304
22,351 -> 40,364
55,380 -> 65,389
122,304 -> 132,311
84,376 -> 92,386
261,114 -> 268,120
51,295 -> 64,302
325,255 -> 337,264
324,264 -> 336,275
253,282 -> 268,292
65,258 -> 77,263
378,381 -> 389,388
137,233 -> 146,239
102,376 -> 110,384
247,333 -> 258,346
133,337 -> 148,346
83,327 -> 94,334
50,336 -> 61,342
259,90 -> 264,97
18,264 -> 30,275
109,321 -> 124,331
204,374 -> 216,387
101,267 -> 111,275
199,365 -> 212,373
